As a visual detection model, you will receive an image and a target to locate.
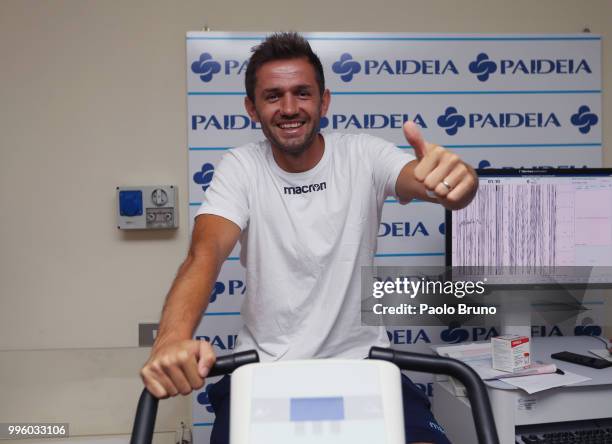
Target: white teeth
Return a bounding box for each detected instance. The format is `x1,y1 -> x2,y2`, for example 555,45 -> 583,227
279,122 -> 303,129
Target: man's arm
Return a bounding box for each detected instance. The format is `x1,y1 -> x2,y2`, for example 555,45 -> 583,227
395,121 -> 478,210
140,214 -> 241,398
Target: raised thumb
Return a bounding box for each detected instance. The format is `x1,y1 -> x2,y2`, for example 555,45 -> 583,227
403,120 -> 428,160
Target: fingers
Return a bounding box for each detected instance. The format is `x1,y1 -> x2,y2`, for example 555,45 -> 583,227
165,364 -> 193,395
445,172 -> 476,203
414,145 -> 456,184
140,339 -> 213,399
431,160 -> 467,198
141,361 -> 179,398
415,146 -> 473,202
429,165 -> 476,206
198,340 -> 216,378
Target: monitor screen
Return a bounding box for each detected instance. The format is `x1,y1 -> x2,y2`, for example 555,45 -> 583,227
446,168 -> 612,287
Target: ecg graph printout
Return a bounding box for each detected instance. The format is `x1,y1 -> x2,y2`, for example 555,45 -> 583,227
452,177 -> 612,270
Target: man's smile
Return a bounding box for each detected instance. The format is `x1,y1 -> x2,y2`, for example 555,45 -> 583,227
276,120 -> 307,135
277,121 -> 304,129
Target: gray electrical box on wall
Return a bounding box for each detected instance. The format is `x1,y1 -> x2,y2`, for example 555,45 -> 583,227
116,185 -> 178,230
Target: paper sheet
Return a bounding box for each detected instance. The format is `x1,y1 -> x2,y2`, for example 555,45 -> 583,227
500,370 -> 591,394
435,343 -> 557,380
435,342 -> 491,360
466,360 -> 557,380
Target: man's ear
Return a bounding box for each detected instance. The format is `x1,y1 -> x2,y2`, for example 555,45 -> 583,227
320,89 -> 331,117
244,96 -> 260,122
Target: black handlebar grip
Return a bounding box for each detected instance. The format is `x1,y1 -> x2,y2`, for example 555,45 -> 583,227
130,350 -> 260,444
207,350 -> 260,378
130,390 -> 158,444
369,346 -> 499,444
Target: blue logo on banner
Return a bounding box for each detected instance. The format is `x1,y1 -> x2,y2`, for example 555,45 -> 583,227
332,53 -> 361,82
192,114 -> 260,130
387,329 -> 431,344
194,163 -> 215,191
191,53 -> 221,82
440,325 -> 470,344
499,58 -> 592,75
574,324 -> 602,336
468,53 -> 591,81
479,160 -> 586,170
438,223 -> 445,235
209,280 -> 246,303
437,107 -> 560,134
378,221 -> 429,237
196,385 -> 215,413
332,54 -> 458,81
437,107 -> 466,136
441,325 -> 498,343
469,53 -> 497,82
319,113 -> 426,130
570,105 -> 598,134
196,335 -> 238,350
209,282 -> 225,303
531,325 -> 564,337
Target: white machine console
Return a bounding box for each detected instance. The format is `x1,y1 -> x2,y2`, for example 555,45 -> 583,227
230,359 -> 406,444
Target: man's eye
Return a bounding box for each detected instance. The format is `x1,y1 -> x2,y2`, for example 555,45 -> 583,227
299,90 -> 311,97
266,94 -> 278,101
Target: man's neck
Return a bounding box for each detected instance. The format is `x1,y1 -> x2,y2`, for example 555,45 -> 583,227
271,134 -> 325,173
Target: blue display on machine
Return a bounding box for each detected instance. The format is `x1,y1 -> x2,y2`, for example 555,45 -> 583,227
290,397 -> 344,422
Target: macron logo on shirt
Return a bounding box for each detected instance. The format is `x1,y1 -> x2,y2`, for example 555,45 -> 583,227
283,182 -> 327,195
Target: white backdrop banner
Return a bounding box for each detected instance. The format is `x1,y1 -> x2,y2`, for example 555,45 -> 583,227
186,32 -> 602,438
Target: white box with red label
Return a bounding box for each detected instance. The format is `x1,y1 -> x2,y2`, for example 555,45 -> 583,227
491,335 -> 531,373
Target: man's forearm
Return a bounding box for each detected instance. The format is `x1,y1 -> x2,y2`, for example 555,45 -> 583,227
153,251 -> 222,350
141,214 -> 240,398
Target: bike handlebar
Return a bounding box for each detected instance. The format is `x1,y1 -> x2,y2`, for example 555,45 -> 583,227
131,348 -> 499,444
130,350 -> 260,444
369,346 -> 499,444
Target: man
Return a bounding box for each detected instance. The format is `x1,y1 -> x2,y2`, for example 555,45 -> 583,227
141,32 -> 477,444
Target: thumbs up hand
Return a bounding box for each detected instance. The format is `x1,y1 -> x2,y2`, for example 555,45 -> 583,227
401,121 -> 477,209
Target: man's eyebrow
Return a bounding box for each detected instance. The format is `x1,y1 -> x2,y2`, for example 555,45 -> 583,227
261,87 -> 282,94
261,84 -> 313,94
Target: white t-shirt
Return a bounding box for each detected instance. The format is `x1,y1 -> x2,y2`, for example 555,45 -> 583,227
197,132 -> 415,361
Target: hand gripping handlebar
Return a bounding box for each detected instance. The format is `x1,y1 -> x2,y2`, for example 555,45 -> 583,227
130,350 -> 260,444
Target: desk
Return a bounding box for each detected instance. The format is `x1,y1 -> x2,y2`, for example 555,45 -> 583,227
432,336 -> 612,444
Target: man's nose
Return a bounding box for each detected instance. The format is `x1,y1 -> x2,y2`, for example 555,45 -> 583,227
280,94 -> 298,116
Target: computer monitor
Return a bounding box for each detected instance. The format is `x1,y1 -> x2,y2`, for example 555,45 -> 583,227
446,168 -> 612,288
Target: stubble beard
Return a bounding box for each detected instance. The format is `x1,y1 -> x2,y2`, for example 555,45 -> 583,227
260,114 -> 322,158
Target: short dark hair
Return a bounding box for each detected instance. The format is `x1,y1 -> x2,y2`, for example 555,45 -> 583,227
245,32 -> 325,102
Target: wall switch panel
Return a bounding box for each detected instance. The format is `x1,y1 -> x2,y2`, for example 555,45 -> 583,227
117,185 -> 178,230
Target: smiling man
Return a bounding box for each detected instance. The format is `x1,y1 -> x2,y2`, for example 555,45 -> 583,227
141,32 -> 477,444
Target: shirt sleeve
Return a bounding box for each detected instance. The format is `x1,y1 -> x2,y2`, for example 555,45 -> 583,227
196,150 -> 250,230
360,134 -> 415,203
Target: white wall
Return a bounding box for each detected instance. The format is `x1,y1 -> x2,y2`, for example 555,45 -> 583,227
0,0 -> 610,436
0,347 -> 188,441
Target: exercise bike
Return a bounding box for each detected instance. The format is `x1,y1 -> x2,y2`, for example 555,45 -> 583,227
131,348 -> 499,444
